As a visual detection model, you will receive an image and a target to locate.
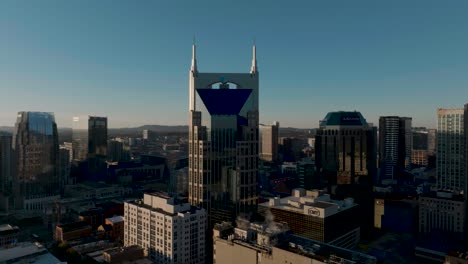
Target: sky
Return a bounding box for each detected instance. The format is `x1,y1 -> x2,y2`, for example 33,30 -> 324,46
1,1 -> 468,129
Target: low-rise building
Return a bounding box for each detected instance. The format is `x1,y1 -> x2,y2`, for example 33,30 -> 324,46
64,182 -> 132,200
105,215 -> 124,242
103,245 -> 147,263
0,242 -> 63,263
55,221 -> 92,242
0,224 -> 19,248
419,191 -> 465,237
213,221 -> 376,264
259,188 -> 360,249
446,250 -> 468,264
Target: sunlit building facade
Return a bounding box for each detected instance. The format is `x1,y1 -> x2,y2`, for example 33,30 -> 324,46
259,122 -> 279,162
436,108 -> 464,192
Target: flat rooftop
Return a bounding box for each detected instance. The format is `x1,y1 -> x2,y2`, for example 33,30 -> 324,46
280,235 -> 376,263
259,189 -> 357,218
106,215 -> 124,224
0,242 -> 64,263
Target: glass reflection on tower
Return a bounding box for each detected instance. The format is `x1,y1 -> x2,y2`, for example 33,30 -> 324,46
12,112 -> 59,208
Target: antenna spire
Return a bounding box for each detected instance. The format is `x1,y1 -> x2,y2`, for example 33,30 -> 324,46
250,41 -> 258,74
191,37 -> 198,74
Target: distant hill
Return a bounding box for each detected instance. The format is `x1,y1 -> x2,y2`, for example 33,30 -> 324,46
111,125 -> 189,134
0,125 -> 317,140
0,126 -> 13,134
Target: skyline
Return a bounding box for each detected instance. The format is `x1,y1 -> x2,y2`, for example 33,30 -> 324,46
2,1 -> 468,128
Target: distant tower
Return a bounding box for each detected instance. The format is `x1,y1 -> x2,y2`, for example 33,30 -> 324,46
12,112 -> 59,211
72,116 -> 108,161
259,121 -> 279,162
0,135 -> 13,211
188,43 -> 259,226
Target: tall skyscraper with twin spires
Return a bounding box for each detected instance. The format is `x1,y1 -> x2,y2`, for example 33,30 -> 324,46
188,44 -> 259,226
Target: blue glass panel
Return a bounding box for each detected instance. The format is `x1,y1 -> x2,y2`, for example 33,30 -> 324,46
196,89 -> 252,115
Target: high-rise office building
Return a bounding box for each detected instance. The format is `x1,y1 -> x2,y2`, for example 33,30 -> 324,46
0,135 -> 12,194
89,116 -> 108,158
12,112 -> 60,210
124,192 -> 207,263
188,44 -> 259,225
72,116 -> 108,161
297,160 -> 316,189
428,129 -> 437,153
465,104 -> 468,196
72,116 -> 88,161
259,122 -> 279,162
0,135 -> 13,211
142,129 -> 155,141
58,147 -> 71,187
378,116 -> 412,183
315,111 -> 377,187
315,111 -> 377,233
107,140 -> 124,162
436,108 -> 464,192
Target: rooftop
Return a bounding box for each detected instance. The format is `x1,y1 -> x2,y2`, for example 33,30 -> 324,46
281,235 -> 376,264
106,215 -> 124,224
215,221 -> 375,264
319,111 -> 368,127
0,242 -> 63,263
259,188 -> 357,218
0,224 -> 20,235
56,221 -> 92,232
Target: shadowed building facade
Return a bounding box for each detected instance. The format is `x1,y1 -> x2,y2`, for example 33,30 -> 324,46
315,111 -> 377,188
314,111 -> 377,233
72,116 -> 108,182
72,116 -> 108,161
188,44 -> 259,226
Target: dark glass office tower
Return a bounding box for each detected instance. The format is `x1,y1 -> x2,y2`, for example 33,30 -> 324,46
72,116 -> 108,182
188,44 -> 259,226
315,111 -> 377,187
12,112 -> 59,208
72,116 -> 108,161
378,116 -> 412,183
88,116 -> 108,158
315,111 -> 377,234
0,135 -> 13,211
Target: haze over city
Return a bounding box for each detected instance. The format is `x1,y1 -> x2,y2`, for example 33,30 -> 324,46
2,0 -> 468,128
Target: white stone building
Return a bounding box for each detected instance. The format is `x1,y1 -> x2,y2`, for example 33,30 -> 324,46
124,192 -> 206,264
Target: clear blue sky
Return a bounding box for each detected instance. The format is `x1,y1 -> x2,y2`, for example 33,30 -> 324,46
1,1 -> 468,128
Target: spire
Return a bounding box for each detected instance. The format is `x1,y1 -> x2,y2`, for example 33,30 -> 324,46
250,43 -> 258,74
191,38 -> 198,74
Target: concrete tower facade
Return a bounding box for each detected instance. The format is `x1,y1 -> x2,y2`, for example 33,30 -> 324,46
259,121 -> 279,162
436,108 -> 464,192
188,44 -> 259,226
